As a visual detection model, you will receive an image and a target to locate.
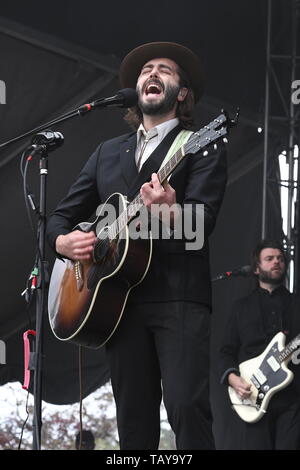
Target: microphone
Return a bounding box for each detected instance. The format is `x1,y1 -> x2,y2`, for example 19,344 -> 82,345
79,88 -> 138,114
30,130 -> 64,154
212,265 -> 252,281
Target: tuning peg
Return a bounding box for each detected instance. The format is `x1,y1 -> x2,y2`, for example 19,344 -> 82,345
229,107 -> 240,127
203,150 -> 208,156
220,108 -> 240,128
223,137 -> 228,144
214,144 -> 218,150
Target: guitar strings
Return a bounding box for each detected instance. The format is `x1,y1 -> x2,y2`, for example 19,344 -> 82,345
231,403 -> 258,408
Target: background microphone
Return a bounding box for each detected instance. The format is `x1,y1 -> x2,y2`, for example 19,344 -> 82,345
212,265 -> 252,281
31,130 -> 64,153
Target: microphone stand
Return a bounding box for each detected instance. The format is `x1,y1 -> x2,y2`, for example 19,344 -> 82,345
0,99 -> 104,150
0,93 -> 133,451
12,106 -> 93,451
32,150 -> 48,450
0,89 -> 135,150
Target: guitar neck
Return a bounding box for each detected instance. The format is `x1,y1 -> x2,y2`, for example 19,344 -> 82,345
107,112 -> 231,240
278,333 -> 300,363
130,145 -> 186,213
109,146 -> 187,239
157,145 -> 186,185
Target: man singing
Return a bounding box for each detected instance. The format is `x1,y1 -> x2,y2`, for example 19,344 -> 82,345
47,42 -> 227,449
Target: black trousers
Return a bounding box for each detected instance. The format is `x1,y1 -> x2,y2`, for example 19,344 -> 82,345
239,387 -> 300,450
105,301 -> 214,450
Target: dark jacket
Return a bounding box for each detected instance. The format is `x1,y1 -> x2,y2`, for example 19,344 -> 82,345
219,286 -> 300,385
46,126 -> 227,306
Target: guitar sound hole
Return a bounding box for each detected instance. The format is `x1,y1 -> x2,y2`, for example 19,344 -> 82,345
87,237 -> 120,290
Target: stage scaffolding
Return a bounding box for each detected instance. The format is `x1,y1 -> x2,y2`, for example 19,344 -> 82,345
262,0 -> 300,293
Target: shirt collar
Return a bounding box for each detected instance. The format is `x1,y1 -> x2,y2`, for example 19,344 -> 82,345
137,118 -> 179,145
258,284 -> 287,296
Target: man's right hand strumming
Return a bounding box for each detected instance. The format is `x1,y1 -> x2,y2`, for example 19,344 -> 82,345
228,373 -> 252,400
55,230 -> 97,261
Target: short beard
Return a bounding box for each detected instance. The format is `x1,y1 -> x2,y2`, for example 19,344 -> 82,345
137,83 -> 181,116
257,267 -> 286,286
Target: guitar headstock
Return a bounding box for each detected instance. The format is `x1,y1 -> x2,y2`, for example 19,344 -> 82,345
184,109 -> 239,155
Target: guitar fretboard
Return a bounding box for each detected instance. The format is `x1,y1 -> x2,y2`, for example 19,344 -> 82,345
109,146 -> 186,239
105,113 -> 228,241
278,333 -> 300,363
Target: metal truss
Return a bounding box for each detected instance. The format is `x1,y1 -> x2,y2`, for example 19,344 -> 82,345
262,0 -> 300,293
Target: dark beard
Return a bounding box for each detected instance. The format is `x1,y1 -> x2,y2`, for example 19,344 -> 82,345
257,267 -> 286,286
138,83 -> 180,116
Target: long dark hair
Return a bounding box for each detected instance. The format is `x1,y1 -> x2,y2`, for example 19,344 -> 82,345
124,64 -> 195,130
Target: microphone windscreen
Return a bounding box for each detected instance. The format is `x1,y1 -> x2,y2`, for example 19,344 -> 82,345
117,88 -> 138,108
240,265 -> 252,276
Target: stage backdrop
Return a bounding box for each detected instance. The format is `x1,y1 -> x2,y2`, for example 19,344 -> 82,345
0,0 -> 293,447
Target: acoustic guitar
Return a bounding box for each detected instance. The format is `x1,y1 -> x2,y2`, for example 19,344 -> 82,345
48,111 -> 236,348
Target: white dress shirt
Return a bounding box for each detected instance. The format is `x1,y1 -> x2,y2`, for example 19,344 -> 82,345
135,118 -> 179,171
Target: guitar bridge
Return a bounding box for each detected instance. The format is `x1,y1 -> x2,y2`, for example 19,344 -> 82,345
74,261 -> 84,291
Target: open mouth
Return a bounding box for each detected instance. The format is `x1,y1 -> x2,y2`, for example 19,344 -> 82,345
144,81 -> 164,96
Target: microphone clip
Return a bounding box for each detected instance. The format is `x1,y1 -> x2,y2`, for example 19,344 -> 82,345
28,130 -> 64,156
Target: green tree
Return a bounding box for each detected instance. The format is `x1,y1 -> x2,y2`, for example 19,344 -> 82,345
0,382 -> 175,450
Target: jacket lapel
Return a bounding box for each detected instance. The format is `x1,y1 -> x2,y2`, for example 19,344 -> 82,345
119,133 -> 138,190
128,125 -> 182,201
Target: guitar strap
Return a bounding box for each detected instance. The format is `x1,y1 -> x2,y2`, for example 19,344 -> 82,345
160,128 -> 193,177
127,126 -> 193,201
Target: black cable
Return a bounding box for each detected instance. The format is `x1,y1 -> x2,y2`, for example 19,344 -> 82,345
17,390 -> 31,450
22,152 -> 38,236
20,149 -> 46,450
78,345 -> 84,450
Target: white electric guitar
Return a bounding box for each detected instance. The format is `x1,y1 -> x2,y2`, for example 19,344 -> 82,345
228,331 -> 300,423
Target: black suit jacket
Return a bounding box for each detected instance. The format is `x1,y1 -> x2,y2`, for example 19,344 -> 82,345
219,287 -> 300,384
46,126 -> 227,306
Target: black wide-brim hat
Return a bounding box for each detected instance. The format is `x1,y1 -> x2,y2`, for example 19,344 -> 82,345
119,41 -> 204,103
